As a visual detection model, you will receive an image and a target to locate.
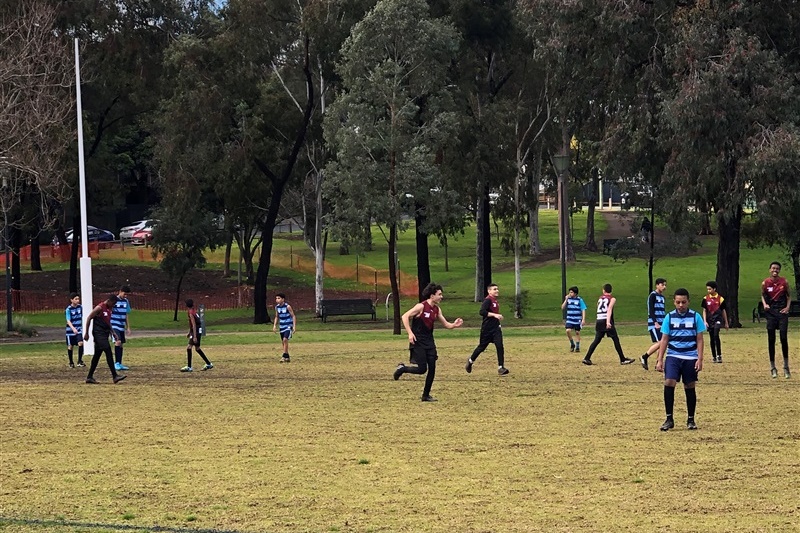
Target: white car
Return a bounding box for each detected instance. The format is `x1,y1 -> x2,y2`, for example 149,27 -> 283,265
120,219 -> 155,242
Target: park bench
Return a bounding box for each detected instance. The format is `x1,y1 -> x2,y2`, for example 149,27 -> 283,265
602,238 -> 620,255
320,299 -> 377,322
752,300 -> 800,323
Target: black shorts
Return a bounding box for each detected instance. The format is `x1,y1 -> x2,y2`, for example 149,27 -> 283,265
409,344 -> 437,364
188,334 -> 202,347
66,334 -> 83,347
765,312 -> 789,331
594,322 -> 619,339
113,330 -> 126,344
649,328 -> 663,343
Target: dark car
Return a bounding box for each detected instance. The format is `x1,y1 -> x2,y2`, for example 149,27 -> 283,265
52,226 -> 116,245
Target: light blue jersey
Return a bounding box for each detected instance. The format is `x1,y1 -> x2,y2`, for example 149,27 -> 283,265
662,309 -> 707,359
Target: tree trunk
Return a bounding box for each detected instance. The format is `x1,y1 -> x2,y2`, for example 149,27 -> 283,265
69,212 -> 79,294
584,167 -> 598,252
173,272 -> 185,321
647,193 -> 656,292
474,196 -> 485,302
514,169 -> 522,318
30,236 -> 41,271
314,172 -> 325,317
715,205 -> 742,328
415,209 -> 430,302
528,150 -> 542,256
10,225 -> 20,290
223,230 -> 233,277
481,185 -> 492,290
790,239 -> 800,300
389,223 -> 401,334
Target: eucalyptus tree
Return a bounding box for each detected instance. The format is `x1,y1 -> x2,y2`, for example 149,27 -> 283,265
324,0 -> 460,333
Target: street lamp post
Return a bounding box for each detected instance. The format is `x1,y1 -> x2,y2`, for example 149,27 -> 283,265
551,153 -> 571,316
1,169 -> 11,332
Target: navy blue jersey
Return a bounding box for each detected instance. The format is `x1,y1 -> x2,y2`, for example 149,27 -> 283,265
662,309 -> 707,359
647,291 -> 666,330
110,297 -> 131,331
276,303 -> 293,332
65,304 -> 83,334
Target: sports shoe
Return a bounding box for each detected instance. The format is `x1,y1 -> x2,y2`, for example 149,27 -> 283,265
85,377 -> 98,384
69,362 -> 75,368
280,356 -> 291,363
569,346 -> 575,353
716,357 -> 723,364
771,367 -> 778,379
687,419 -> 698,430
660,417 -> 674,431
113,375 -> 127,384
574,348 -> 580,353
420,395 -> 438,402
465,359 -> 473,373
118,363 -> 129,370
202,363 -> 214,371
393,364 -> 405,381
76,361 -> 86,367
640,356 -> 649,371
620,358 -> 635,365
181,366 -> 193,372
582,359 -> 593,366
498,367 -> 509,376
785,368 -> 791,379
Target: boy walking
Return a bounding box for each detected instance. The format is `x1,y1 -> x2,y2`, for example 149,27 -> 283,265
761,261 -> 791,378
111,285 -> 132,371
465,283 -> 509,375
83,295 -> 127,384
561,286 -> 586,353
65,292 -> 85,368
273,293 -> 296,363
582,284 -> 635,366
393,283 -> 463,401
640,278 -> 667,370
655,288 -> 706,431
701,281 -> 728,363
181,299 -> 213,372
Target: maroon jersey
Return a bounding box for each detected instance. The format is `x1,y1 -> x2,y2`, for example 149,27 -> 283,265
92,301 -> 113,337
702,293 -> 724,317
762,276 -> 789,309
411,300 -> 439,348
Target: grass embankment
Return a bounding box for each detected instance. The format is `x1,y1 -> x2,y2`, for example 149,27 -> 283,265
0,331 -> 797,532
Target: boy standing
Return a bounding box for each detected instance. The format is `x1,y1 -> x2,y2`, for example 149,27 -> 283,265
83,295 -> 126,384
561,286 -> 586,353
701,281 -> 728,363
640,278 -> 667,370
111,285 -> 132,371
465,283 -> 509,375
761,261 -> 791,379
655,288 -> 706,431
582,284 -> 635,366
393,283 -> 463,401
65,293 -> 85,368
181,299 -> 213,372
273,293 -> 296,363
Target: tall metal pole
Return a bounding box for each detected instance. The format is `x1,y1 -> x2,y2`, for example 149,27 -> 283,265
75,39 -> 95,355
559,169 -> 567,305
5,221 -> 10,332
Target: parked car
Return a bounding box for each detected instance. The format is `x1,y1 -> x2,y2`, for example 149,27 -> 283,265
52,226 -> 115,245
120,219 -> 156,242
130,221 -> 158,246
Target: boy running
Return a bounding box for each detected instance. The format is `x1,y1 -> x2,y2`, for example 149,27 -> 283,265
393,283 -> 463,401
465,283 -> 509,375
561,286 -> 586,353
582,284 -> 635,366
65,293 -> 85,368
273,293 -> 296,363
640,278 -> 667,370
656,288 -> 706,431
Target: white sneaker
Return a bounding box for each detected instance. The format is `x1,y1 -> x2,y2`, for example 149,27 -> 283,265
202,363 -> 214,371
181,366 -> 193,372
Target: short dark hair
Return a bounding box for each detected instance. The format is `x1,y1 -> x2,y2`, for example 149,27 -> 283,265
706,281 -> 717,290
674,288 -> 690,298
185,299 -> 194,308
486,283 -> 498,291
770,261 -> 782,269
603,283 -> 613,293
105,295 -> 119,305
120,285 -> 131,293
655,278 -> 667,285
69,292 -> 79,299
569,286 -> 579,294
422,282 -> 443,300
276,293 -> 286,299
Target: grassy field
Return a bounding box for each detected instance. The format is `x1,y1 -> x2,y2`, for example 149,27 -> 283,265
1,328 -> 798,533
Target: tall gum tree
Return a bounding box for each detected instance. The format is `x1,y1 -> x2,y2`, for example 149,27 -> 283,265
324,0 -> 460,334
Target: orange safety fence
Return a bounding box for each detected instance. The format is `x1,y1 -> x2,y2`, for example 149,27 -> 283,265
0,287 -> 254,313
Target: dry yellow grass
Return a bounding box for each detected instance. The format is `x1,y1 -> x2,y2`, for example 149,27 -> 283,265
1,328 -> 798,532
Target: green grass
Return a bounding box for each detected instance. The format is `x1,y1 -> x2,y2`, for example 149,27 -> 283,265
0,330 -> 797,532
